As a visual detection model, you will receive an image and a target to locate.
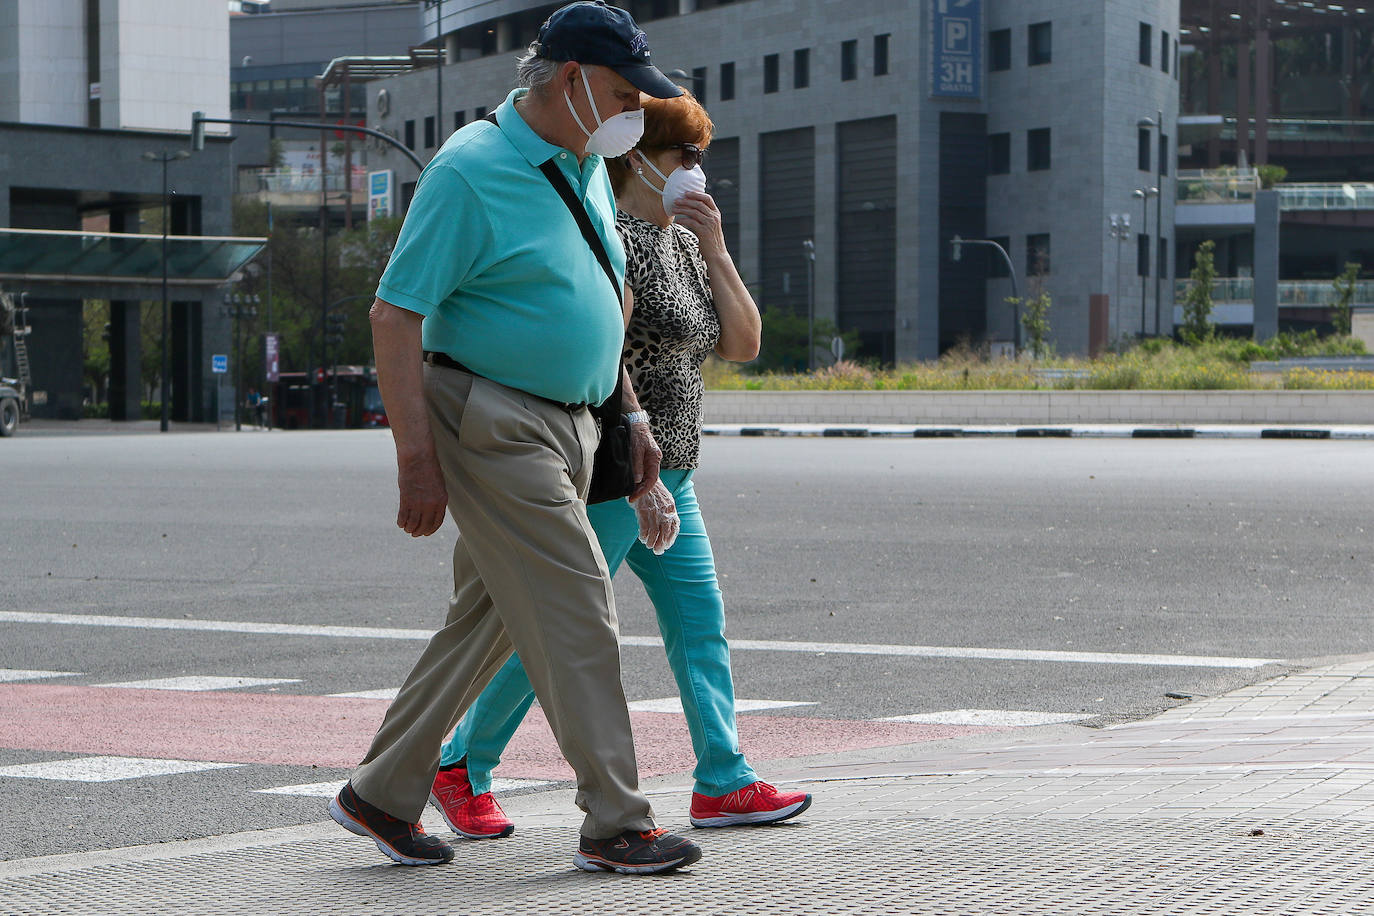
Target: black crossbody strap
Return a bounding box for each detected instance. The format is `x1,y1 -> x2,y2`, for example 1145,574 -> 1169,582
485,111 -> 625,413
485,111 -> 621,304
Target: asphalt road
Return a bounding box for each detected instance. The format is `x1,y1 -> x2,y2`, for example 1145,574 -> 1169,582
2,431 -> 1372,858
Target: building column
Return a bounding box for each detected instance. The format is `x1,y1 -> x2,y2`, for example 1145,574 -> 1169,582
1252,190 -> 1279,341
107,301 -> 141,421
1254,4 -> 1271,167
1236,33 -> 1251,166
1206,39 -> 1222,168
677,0 -> 697,12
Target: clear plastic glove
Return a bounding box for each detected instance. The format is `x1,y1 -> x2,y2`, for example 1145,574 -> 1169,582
630,480 -> 680,556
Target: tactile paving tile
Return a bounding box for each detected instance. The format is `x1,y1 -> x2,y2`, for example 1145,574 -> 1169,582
2,815 -> 1370,915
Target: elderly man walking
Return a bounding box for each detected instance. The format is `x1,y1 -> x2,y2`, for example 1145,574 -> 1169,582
328,1 -> 702,875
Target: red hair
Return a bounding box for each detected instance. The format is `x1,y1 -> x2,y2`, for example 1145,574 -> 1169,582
607,87 -> 714,195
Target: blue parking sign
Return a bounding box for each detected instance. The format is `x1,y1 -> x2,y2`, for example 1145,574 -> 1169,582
212,354 -> 228,374
931,0 -> 983,99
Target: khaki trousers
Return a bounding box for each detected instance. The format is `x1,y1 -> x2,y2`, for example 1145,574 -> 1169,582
349,367 -> 655,839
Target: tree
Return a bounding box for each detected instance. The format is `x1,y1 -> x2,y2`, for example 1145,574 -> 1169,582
1181,239 -> 1217,344
1332,261 -> 1361,337
1005,291 -> 1051,359
754,305 -> 861,373
1257,164 -> 1288,189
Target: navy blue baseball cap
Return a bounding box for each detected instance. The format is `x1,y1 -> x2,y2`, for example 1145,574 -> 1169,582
535,1 -> 683,99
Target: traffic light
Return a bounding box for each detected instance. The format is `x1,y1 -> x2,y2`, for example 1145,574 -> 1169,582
325,311 -> 346,347
191,111 -> 205,151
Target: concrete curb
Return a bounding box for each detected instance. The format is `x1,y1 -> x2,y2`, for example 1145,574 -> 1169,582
704,423 -> 1374,440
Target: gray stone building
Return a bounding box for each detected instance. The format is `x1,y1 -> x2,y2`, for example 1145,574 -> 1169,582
362,0 -> 1182,361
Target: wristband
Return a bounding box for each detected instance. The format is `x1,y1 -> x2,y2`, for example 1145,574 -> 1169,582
625,410 -> 650,426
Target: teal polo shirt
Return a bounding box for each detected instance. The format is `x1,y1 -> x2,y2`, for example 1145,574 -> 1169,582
376,88 -> 625,406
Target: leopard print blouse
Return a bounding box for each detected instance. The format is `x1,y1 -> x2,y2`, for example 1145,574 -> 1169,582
617,211 -> 721,470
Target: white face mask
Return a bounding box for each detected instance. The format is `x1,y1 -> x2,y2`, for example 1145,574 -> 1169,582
638,155 -> 707,217
564,67 -> 644,158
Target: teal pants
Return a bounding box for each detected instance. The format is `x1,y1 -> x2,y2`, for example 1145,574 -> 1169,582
439,469 -> 759,798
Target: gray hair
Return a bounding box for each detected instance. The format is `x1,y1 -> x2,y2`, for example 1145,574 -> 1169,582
516,43 -> 562,95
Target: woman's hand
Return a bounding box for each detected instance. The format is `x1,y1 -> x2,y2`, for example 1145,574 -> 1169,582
671,191 -> 726,257
630,480 -> 680,555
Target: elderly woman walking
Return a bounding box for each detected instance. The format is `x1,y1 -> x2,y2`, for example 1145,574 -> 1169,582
428,87 -> 813,842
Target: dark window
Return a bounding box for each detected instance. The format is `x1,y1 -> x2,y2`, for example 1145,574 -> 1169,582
794,49 -> 810,89
474,105 -> 487,120
453,110 -> 466,131
1139,23 -> 1152,66
706,137 -> 740,257
1027,128 -> 1051,171
988,236 -> 1011,278
874,34 -> 889,76
1028,22 -> 1052,66
989,28 -> 1011,71
759,127 -> 816,321
839,116 -> 898,363
763,53 -> 779,93
1137,233 -> 1151,277
1027,233 -> 1051,275
1161,31 -> 1170,73
692,66 -> 707,100
720,61 -> 735,100
1158,133 -> 1169,176
1138,127 -> 1152,171
988,132 -> 1011,175
841,39 -> 857,81
404,118 -> 415,150
424,115 -> 435,149
1174,40 -> 1180,79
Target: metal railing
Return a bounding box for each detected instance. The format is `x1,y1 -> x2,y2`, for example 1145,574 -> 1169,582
1276,183 -> 1374,212
1176,168 -> 1258,204
1174,277 -> 1374,307
245,168 -> 368,193
1221,117 -> 1374,143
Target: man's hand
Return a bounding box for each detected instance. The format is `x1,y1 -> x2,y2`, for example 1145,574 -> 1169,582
628,419 -> 662,501
396,449 -> 448,537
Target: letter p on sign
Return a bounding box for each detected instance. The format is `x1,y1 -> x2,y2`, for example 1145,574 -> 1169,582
943,19 -> 972,54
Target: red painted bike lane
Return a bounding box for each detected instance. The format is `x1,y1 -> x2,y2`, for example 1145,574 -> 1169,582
0,684 -> 999,781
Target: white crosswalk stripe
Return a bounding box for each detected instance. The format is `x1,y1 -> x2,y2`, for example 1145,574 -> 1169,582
0,668 -> 80,682
254,777 -> 550,798
92,676 -> 301,691
628,697 -> 816,714
879,710 -> 1091,727
0,756 -> 241,782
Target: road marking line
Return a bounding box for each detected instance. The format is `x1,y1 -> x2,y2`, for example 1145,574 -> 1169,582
92,676 -> 302,692
0,756 -> 242,782
0,611 -> 1280,669
328,687 -> 400,701
254,777 -> 551,798
628,697 -> 816,714
879,710 -> 1090,727
0,668 -> 80,682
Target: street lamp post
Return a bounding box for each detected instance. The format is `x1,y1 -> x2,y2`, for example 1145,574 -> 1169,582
141,149 -> 190,433
666,68 -> 705,97
1108,213 -> 1131,342
950,235 -> 1020,352
1133,187 -> 1159,337
802,239 -> 816,370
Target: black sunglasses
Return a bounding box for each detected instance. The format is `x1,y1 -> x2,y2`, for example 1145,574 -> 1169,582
666,143 -> 706,170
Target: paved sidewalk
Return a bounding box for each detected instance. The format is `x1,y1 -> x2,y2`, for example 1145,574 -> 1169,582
3,659 -> 1373,914
704,422 -> 1374,440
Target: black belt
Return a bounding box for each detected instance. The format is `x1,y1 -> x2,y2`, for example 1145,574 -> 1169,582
423,350 -> 591,411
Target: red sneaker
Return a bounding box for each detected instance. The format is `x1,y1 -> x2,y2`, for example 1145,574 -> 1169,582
689,780 -> 812,827
429,766 -> 515,839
